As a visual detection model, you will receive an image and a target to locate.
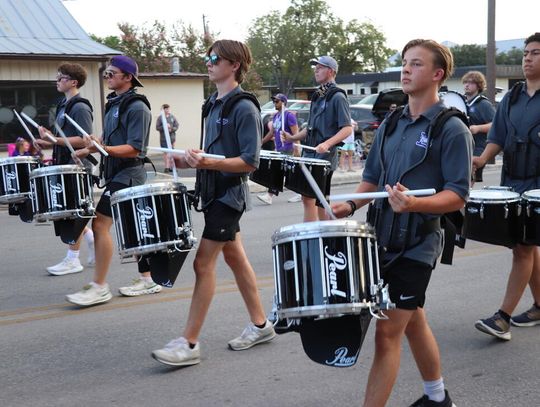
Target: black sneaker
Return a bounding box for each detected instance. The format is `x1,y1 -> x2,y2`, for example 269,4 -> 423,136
511,304 -> 540,327
410,390 -> 456,407
474,312 -> 511,340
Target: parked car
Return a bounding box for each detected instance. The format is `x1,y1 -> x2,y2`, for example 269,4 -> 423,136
260,99 -> 303,119
262,99 -> 311,130
350,88 -> 408,156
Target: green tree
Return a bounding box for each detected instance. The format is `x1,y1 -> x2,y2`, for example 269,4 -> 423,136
496,47 -> 523,65
247,0 -> 392,94
450,44 -> 487,66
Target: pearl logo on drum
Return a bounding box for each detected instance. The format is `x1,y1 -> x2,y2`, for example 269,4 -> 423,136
136,203 -> 155,238
6,171 -> 16,192
325,346 -> 357,367
49,181 -> 64,208
324,246 -> 347,298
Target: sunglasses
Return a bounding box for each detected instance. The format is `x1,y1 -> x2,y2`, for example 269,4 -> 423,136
102,70 -> 124,79
56,75 -> 72,82
204,54 -> 221,65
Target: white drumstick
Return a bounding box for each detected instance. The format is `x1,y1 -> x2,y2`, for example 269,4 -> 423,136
299,162 -> 337,220
54,122 -> 83,166
160,109 -> 178,182
20,112 -> 57,143
329,188 -> 437,201
64,113 -> 109,156
293,144 -> 317,151
148,146 -> 226,160
13,110 -> 39,146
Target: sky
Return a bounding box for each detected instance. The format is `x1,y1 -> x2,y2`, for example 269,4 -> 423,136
64,0 -> 538,51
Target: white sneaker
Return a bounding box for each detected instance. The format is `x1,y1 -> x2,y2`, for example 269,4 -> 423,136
47,257 -> 84,276
152,337 -> 201,366
257,193 -> 273,205
118,278 -> 162,297
66,282 -> 112,307
287,193 -> 302,203
228,320 -> 276,351
87,240 -> 95,267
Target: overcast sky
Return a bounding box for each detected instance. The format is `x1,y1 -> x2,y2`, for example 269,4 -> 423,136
64,0 -> 537,50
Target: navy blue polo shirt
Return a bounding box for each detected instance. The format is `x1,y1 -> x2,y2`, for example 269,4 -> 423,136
487,83 -> 540,194
467,95 -> 496,156
363,102 -> 472,266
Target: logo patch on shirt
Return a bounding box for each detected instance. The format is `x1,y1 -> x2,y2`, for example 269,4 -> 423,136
216,118 -> 229,126
113,108 -> 119,118
415,131 -> 429,149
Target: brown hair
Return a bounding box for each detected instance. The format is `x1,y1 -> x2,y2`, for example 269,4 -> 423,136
207,40 -> 252,84
525,32 -> 540,46
162,104 -> 170,109
462,71 -> 487,93
57,63 -> 87,88
401,39 -> 454,84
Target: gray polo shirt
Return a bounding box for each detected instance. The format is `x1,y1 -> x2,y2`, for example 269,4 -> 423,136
203,86 -> 262,212
304,84 -> 351,170
54,95 -> 93,168
363,102 -> 472,266
102,90 -> 151,186
467,95 -> 496,156
487,83 -> 540,194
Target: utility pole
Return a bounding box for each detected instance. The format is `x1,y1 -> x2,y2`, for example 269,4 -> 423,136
486,0 -> 496,103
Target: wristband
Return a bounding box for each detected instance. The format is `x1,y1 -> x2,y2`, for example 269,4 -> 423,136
346,200 -> 357,217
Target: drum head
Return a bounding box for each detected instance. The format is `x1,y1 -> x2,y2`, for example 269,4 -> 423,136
110,182 -> 186,205
272,219 -> 375,244
522,189 -> 540,202
469,189 -> 520,203
440,91 -> 467,114
298,313 -> 371,368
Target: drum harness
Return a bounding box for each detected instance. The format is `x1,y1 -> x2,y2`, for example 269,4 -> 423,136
367,106 -> 469,268
191,91 -> 261,212
97,91 -> 156,189
501,81 -> 540,180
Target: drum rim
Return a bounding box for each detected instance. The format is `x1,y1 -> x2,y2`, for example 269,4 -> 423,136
30,164 -> 88,177
0,193 -> 29,203
284,156 -> 331,165
277,302 -> 374,319
469,189 -> 521,201
34,208 -> 94,221
0,156 -> 41,165
272,219 -> 375,243
522,189 -> 540,201
110,181 -> 187,204
118,239 -> 192,258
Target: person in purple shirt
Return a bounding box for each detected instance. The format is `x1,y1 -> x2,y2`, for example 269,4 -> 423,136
257,93 -> 299,205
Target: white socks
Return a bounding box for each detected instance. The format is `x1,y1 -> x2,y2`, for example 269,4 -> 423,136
67,249 -> 80,260
423,378 -> 445,402
83,228 -> 94,247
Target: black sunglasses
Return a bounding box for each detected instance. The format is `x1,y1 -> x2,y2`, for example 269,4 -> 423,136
204,54 -> 220,65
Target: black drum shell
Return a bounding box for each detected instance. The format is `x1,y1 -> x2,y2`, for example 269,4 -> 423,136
0,157 -> 40,204
522,191 -> 540,245
249,154 -> 285,191
284,158 -> 330,199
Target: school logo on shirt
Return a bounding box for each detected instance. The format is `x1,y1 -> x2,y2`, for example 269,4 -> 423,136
415,131 -> 429,149
216,117 -> 229,126
113,108 -> 119,118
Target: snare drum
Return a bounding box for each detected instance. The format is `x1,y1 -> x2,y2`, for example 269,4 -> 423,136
249,150 -> 285,191
464,188 -> 521,247
30,165 -> 94,222
284,156 -> 331,198
272,219 -> 382,319
0,156 -> 40,204
521,189 -> 540,245
439,90 -> 468,114
111,182 -> 195,258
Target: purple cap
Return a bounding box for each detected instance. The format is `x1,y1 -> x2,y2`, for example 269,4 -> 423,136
110,55 -> 143,87
309,55 -> 338,73
271,93 -> 288,104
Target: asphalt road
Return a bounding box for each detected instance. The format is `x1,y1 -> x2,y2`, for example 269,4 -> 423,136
1,166 -> 539,407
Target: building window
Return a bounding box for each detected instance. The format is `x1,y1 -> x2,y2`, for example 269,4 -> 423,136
0,81 -> 59,147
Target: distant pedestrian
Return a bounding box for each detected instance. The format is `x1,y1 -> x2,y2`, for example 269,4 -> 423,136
156,103 -> 179,173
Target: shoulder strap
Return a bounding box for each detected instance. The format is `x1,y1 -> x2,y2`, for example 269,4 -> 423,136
382,106 -> 405,138
506,81 -> 524,117
222,91 -> 261,117
429,107 -> 469,139
64,95 -> 93,115
105,92 -> 151,115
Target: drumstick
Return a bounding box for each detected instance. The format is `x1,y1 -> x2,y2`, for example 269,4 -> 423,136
293,144 -> 317,151
148,146 -> 226,160
64,113 -> 109,156
329,188 -> 437,201
299,162 -> 337,220
54,122 -> 83,166
160,109 -> 178,182
13,110 -> 41,150
20,112 -> 57,143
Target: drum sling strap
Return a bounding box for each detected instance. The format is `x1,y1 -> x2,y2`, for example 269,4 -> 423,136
97,93 -> 154,188
306,86 -> 347,145
192,91 -> 261,211
502,81 -> 540,179
371,106 -> 468,266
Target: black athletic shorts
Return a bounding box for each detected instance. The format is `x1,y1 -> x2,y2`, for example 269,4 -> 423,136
382,257 -> 433,310
95,182 -> 129,218
202,200 -> 243,242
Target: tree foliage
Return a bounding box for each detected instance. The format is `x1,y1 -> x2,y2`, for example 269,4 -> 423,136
247,0 -> 393,94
